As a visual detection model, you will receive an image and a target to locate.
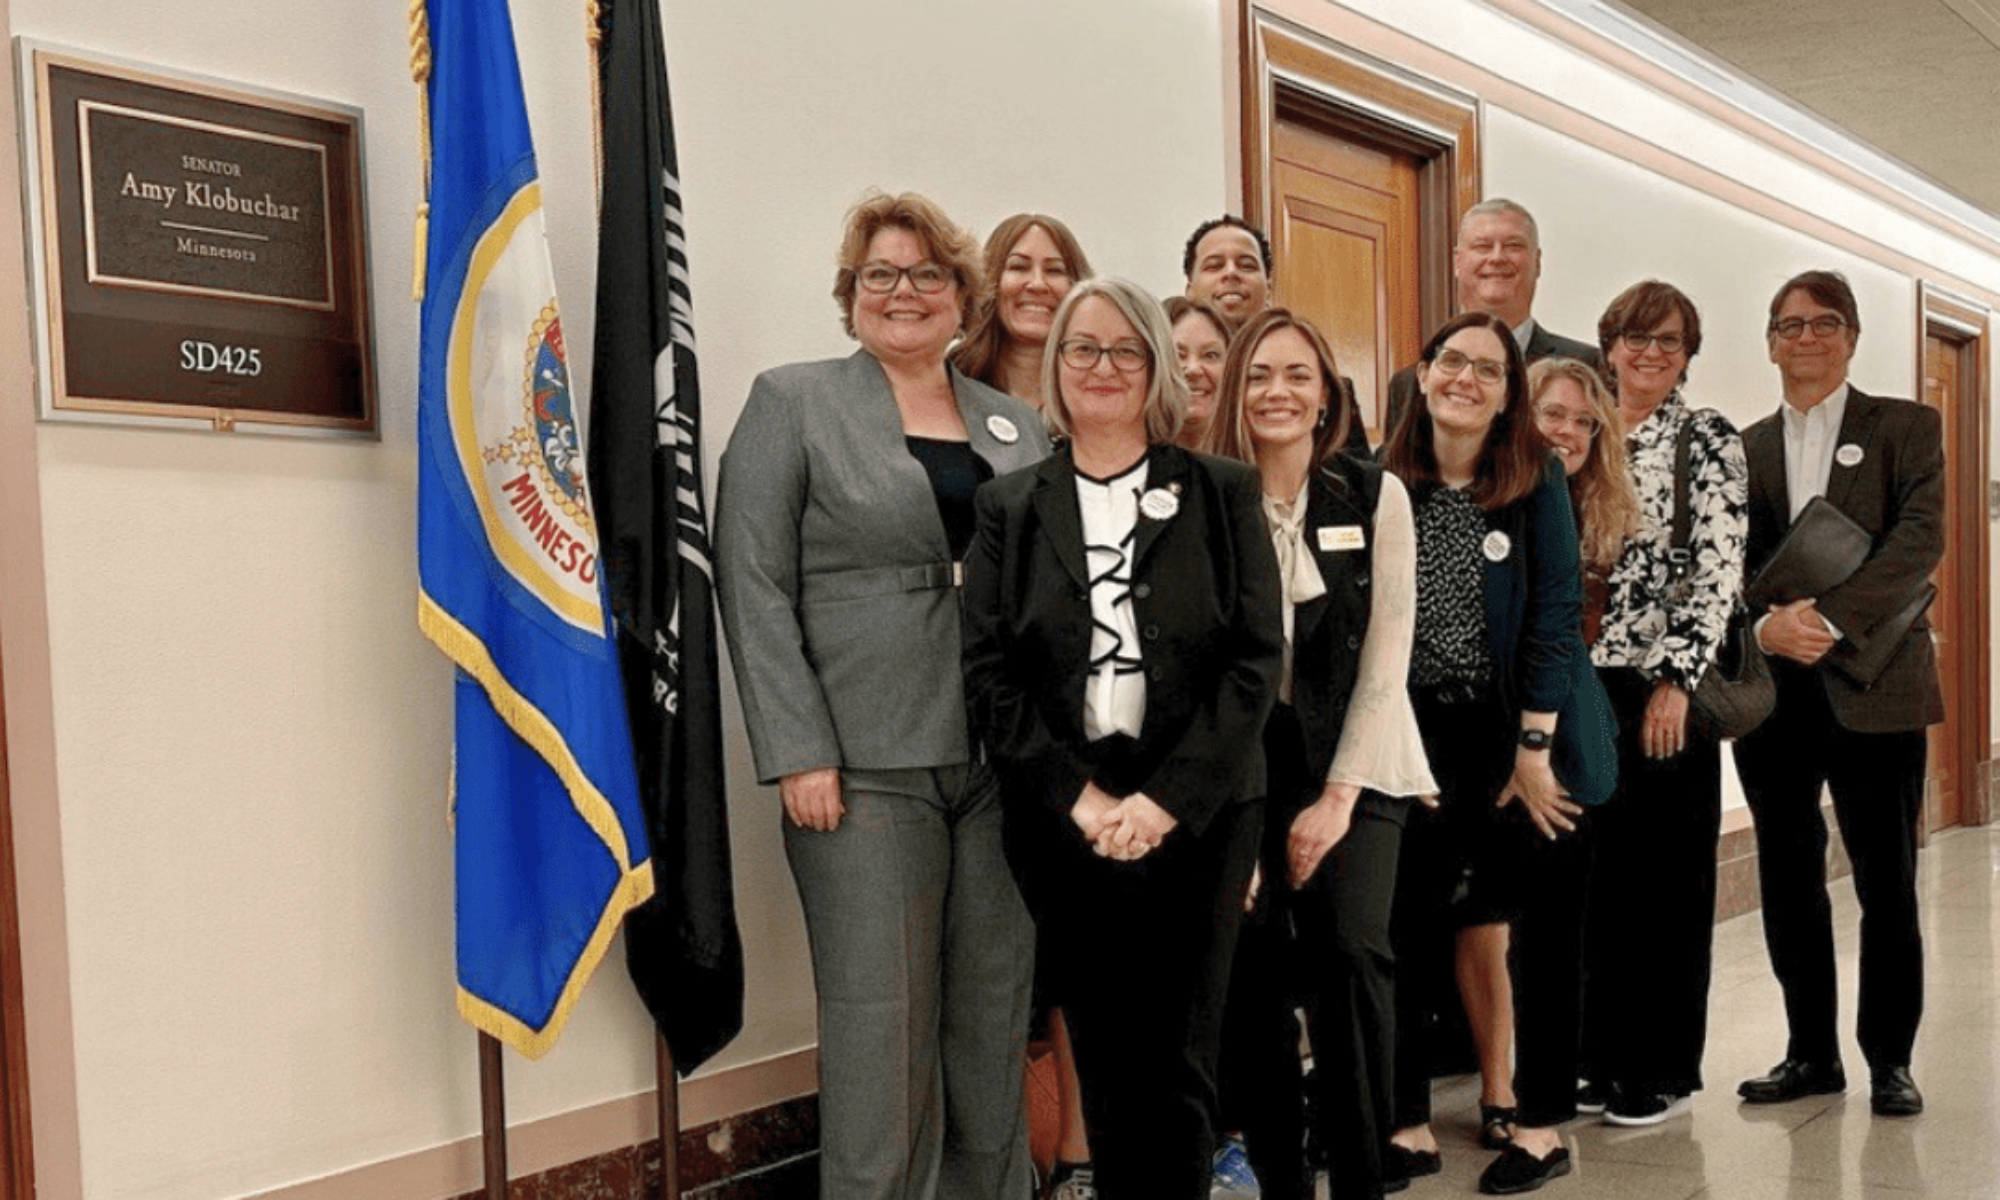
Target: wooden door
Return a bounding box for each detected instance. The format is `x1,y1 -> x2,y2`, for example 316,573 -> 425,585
1269,117 -> 1425,443
1920,327 -> 1982,832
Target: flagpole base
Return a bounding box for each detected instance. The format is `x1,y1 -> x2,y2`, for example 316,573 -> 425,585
479,1031 -> 507,1200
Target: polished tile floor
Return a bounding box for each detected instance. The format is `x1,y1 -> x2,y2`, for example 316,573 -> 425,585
1362,824 -> 2000,1200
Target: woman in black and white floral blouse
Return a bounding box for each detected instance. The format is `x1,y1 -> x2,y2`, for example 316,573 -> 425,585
1582,280 -> 1748,1129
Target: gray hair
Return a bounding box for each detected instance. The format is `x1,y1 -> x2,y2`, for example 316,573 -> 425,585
1459,198 -> 1540,248
1040,277 -> 1189,445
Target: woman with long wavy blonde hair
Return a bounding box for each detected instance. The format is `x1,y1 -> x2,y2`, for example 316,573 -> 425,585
1527,357 -> 1641,644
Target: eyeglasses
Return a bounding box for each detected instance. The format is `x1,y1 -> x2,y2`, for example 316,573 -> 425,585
1431,348 -> 1506,384
1059,339 -> 1150,373
1533,404 -> 1600,437
1620,330 -> 1686,354
1770,315 -> 1849,340
856,261 -> 953,294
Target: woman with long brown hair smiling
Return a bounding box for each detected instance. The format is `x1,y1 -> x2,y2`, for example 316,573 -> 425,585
1380,312 -> 1614,1195
1204,308 -> 1434,1200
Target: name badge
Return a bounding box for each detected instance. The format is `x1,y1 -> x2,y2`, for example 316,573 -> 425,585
1835,442 -> 1864,468
1482,531 -> 1512,562
1139,488 -> 1180,520
986,414 -> 1020,445
1317,525 -> 1366,552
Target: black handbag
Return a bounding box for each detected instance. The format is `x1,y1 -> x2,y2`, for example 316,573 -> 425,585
1667,416 -> 1775,740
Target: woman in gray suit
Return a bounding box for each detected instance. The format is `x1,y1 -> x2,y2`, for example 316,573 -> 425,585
714,192 -> 1051,1200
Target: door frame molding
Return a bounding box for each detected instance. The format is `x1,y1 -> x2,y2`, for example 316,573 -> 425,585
1238,3 -> 1480,343
1919,281 -> 1993,829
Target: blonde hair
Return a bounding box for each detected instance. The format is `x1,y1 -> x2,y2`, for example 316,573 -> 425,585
1040,277 -> 1188,445
1528,357 -> 1641,571
831,191 -> 984,339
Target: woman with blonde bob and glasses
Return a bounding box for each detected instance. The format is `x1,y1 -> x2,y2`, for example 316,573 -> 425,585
963,277 -> 1283,1200
715,192 -> 1050,1200
1528,357 -> 1642,646
1203,309 -> 1435,1200
1380,312 -> 1616,1195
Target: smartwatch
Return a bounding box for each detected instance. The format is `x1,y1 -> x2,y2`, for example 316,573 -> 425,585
1518,728 -> 1553,752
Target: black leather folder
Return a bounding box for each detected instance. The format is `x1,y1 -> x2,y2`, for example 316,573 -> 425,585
1743,496 -> 1872,611
1827,582 -> 1936,687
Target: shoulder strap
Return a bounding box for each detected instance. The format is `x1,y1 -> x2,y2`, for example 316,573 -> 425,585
1670,412 -> 1693,553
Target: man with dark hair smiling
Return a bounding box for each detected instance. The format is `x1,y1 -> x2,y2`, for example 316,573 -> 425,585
1733,269 -> 1942,1119
1384,199 -> 1599,438
1180,214 -> 1365,455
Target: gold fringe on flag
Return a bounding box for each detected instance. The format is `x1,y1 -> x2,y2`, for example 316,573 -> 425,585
583,0 -> 606,210
409,0 -> 433,302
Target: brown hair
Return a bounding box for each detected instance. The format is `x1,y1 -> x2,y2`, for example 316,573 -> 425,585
1766,269 -> 1861,338
1527,357 -> 1641,572
1201,308 -> 1350,469
1380,312 -> 1542,511
1163,294 -> 1230,344
949,213 -> 1093,385
1597,279 -> 1703,389
831,191 -> 984,339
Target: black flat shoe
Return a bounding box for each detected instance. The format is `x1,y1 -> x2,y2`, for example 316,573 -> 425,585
1384,1142 -> 1442,1186
1870,1066 -> 1924,1116
1480,1104 -> 1518,1149
1738,1058 -> 1846,1104
1479,1143 -> 1572,1195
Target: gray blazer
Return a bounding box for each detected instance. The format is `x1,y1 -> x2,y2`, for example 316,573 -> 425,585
715,350 -> 1052,784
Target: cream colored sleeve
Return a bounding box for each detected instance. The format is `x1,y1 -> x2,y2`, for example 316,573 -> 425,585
1326,472 -> 1438,798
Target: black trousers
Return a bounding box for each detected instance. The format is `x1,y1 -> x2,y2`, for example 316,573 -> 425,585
1508,806 -> 1594,1128
1220,704 -> 1406,1200
1392,687 -> 1515,1129
1583,667 -> 1721,1097
1732,671 -> 1926,1071
1016,779 -> 1262,1200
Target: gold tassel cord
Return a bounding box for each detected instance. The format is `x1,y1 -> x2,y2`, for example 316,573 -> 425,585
583,0 -> 606,211
409,0 -> 433,302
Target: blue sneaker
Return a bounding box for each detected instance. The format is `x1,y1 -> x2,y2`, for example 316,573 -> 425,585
1211,1135 -> 1259,1196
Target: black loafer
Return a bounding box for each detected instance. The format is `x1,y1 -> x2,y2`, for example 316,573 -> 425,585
1478,1143 -> 1572,1195
1480,1104 -> 1518,1149
1870,1066 -> 1924,1116
1384,1142 -> 1442,1186
1738,1058 -> 1846,1104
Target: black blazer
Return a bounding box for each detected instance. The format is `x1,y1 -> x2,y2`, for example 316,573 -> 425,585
1741,387 -> 1944,733
963,443 -> 1284,835
1383,322 -> 1603,444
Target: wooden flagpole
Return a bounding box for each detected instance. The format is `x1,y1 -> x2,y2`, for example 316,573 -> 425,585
655,1035 -> 680,1199
479,1032 -> 507,1200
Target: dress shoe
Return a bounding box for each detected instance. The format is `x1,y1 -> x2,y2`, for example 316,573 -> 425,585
1870,1066 -> 1924,1116
1383,1142 -> 1442,1187
1478,1143 -> 1572,1195
1603,1086 -> 1691,1127
1737,1059 -> 1846,1104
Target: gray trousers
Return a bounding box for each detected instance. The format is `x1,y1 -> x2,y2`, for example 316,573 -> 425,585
784,761 -> 1035,1200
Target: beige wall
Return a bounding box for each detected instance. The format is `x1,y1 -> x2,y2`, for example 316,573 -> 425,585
3,1 -> 1996,1198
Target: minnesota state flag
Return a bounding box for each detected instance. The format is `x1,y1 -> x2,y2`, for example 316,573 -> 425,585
415,0 -> 653,1059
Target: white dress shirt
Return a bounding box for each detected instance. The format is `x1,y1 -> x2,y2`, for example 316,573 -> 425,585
1077,460 -> 1148,741
1781,382 -> 1850,518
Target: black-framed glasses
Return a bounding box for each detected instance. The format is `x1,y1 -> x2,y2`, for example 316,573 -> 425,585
1059,339 -> 1150,373
856,261 -> 954,294
1620,330 -> 1686,354
1431,348 -> 1506,384
1770,315 -> 1848,340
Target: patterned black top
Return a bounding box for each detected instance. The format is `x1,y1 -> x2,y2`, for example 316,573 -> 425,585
1410,484 -> 1493,693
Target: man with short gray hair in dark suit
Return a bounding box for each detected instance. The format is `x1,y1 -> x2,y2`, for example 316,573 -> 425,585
1382,199 -> 1600,438
1733,269 -> 1943,1119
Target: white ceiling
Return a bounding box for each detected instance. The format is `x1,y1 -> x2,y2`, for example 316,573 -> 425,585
1613,0 -> 2000,219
